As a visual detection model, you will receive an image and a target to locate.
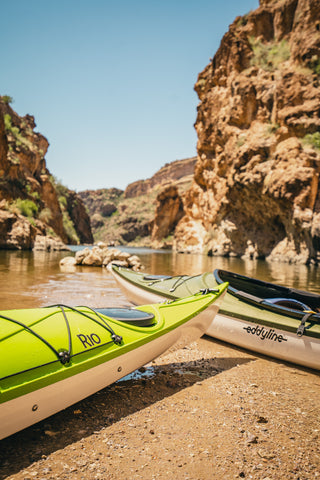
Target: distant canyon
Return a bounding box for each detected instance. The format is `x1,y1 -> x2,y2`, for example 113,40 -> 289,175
0,0 -> 319,265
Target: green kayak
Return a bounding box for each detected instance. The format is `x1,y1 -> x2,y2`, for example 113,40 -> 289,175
109,265 -> 320,370
0,286 -> 227,440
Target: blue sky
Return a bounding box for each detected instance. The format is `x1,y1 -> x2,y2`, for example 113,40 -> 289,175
2,0 -> 259,192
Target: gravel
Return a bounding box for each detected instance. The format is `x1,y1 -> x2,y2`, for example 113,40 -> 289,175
1,337 -> 319,480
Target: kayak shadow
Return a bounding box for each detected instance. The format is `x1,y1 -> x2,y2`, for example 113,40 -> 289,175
0,354 -> 253,478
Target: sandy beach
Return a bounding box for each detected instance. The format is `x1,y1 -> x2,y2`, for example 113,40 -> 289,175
0,335 -> 319,480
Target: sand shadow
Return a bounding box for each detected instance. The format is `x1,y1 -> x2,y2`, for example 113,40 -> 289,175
0,354 -> 253,478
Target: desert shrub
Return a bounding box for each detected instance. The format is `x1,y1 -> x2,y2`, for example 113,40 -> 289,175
163,234 -> 173,243
38,208 -> 53,223
50,176 -> 69,196
58,195 -> 67,208
196,78 -> 206,89
49,176 -> 80,243
302,132 -> 320,151
62,211 -> 79,244
31,191 -> 40,201
4,114 -> 16,132
13,199 -> 38,218
50,177 -> 70,212
266,122 -> 280,135
4,114 -> 33,149
309,55 -> 320,75
249,37 -> 290,71
236,12 -> 250,27
2,95 -> 13,105
47,227 -> 57,238
10,157 -> 20,165
237,136 -> 246,147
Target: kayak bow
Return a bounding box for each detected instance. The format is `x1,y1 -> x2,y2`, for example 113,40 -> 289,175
0,286 -> 227,439
109,264 -> 320,370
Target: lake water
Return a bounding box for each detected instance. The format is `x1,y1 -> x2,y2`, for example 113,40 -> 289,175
1,246 -> 320,310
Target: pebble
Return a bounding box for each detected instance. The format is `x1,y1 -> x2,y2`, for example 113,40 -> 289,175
44,430 -> 60,437
246,434 -> 258,444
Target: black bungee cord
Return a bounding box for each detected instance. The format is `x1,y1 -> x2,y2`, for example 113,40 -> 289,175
0,304 -> 123,370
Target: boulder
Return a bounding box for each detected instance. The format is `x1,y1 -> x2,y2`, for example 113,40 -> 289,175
67,246 -> 143,270
60,256 -> 77,266
33,235 -> 70,252
82,251 -> 103,266
75,247 -> 91,264
0,210 -> 37,250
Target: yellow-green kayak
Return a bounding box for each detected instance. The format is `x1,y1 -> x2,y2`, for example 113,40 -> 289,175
0,286 -> 227,440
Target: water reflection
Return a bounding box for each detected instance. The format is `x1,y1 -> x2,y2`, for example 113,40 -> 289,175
123,248 -> 320,294
0,247 -> 320,310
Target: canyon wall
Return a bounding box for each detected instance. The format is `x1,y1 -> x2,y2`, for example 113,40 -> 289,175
124,157 -> 197,198
79,158 -> 195,247
174,0 -> 320,264
0,98 -> 93,249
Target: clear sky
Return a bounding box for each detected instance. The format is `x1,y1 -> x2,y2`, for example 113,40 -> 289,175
2,0 -> 259,192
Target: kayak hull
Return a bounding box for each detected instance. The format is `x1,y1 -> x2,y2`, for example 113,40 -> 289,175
0,290 -> 226,439
109,265 -> 320,370
111,268 -> 166,305
1,309 -> 214,440
207,312 -> 320,370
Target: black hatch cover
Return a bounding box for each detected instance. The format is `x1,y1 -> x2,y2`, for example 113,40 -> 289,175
96,308 -> 156,327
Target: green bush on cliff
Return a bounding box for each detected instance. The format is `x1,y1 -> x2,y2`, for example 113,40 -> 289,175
4,114 -> 33,149
13,199 -> 38,218
266,122 -> 280,136
38,207 -> 53,223
302,132 -> 320,151
236,13 -> 249,27
49,177 -> 80,244
2,95 -> 13,105
50,176 -> 69,196
62,211 -> 79,244
4,114 -> 15,132
10,156 -> 20,165
58,195 -> 67,208
59,199 -> 80,243
249,37 -> 290,71
309,55 -> 320,75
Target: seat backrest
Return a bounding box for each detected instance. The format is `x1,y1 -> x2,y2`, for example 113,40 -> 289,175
264,297 -> 310,312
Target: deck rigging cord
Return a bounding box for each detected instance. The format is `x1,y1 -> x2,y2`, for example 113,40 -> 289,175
0,304 -> 123,374
146,274 -> 203,293
144,271 -> 320,336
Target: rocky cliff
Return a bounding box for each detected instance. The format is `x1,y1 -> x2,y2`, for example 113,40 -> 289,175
79,158 -> 196,246
173,0 -> 320,264
124,157 -> 196,198
0,98 -> 93,249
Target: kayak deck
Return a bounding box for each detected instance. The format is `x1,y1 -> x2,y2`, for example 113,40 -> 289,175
110,266 -> 320,339
0,289 -> 227,404
0,289 -> 228,439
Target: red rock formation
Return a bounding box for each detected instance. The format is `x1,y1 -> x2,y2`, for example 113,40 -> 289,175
174,0 -> 320,264
66,191 -> 94,244
0,98 -> 93,248
124,157 -> 197,198
151,185 -> 185,247
0,209 -> 38,249
79,163 -> 194,246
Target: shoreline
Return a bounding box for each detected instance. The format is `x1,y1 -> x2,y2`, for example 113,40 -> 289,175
1,336 -> 319,480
